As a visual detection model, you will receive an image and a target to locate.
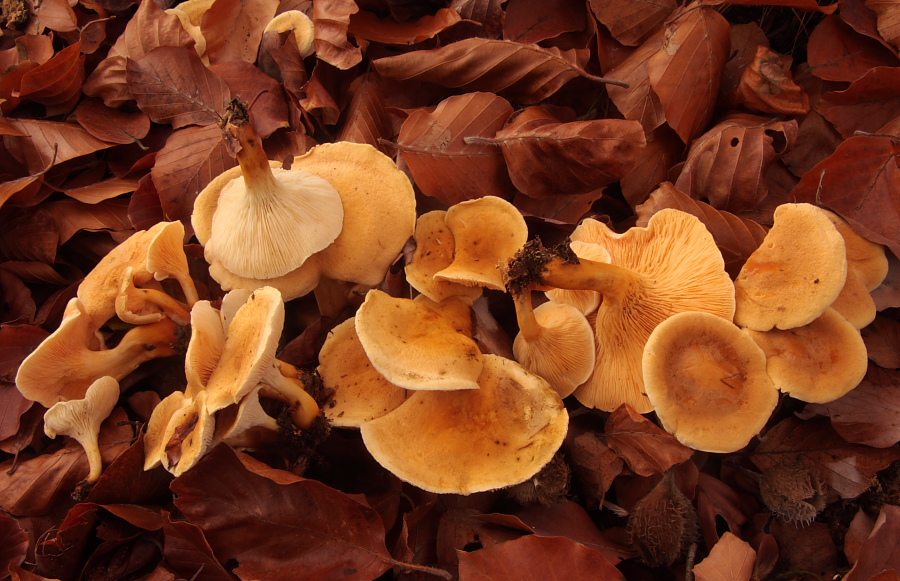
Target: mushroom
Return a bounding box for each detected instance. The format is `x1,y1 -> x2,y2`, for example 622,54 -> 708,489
642,311 -> 778,453
158,391 -> 216,477
354,289 -> 484,391
263,10 -> 315,58
733,203 -> 847,331
505,209 -> 735,413
434,196 -> 529,291
116,266 -> 191,326
16,298 -> 182,407
744,307 -> 868,403
184,300 -> 226,397
360,354 -> 569,494
214,387 -> 281,446
413,294 -> 475,338
512,292 -> 595,398
318,318 -> 408,428
405,211 -> 483,304
44,375 -> 120,483
144,390 -> 191,471
544,240 -> 608,315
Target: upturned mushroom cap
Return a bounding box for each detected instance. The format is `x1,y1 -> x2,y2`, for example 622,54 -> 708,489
144,390 -> 190,471
744,307 -> 867,403
354,290 -> 484,391
292,142 -> 417,286
544,241 -> 608,315
318,318 -> 408,428
214,387 -> 281,443
435,196 -> 529,291
145,220 -> 200,306
734,203 -> 847,331
184,300 -> 226,397
360,354 -> 569,494
44,375 -> 120,483
162,391 -> 216,477
643,311 -> 778,453
116,266 -> 191,326
405,211 -> 483,304
513,296 -> 596,399
264,10 -> 315,57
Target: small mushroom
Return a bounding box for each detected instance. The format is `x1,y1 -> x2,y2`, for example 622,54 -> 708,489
733,203 -> 847,331
44,375 -> 120,483
116,266 -> 191,326
263,10 -> 315,58
405,211 -> 483,304
544,240 -> 608,315
642,311 -> 778,453
360,354 -> 569,494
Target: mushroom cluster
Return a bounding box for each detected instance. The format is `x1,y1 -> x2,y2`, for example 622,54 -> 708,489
319,289 -> 569,495
15,221 -> 195,484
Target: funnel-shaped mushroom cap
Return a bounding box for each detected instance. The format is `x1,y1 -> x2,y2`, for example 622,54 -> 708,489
214,387 -> 280,442
734,203 -> 847,331
144,390 -> 190,471
545,241 -> 609,315
318,318 -> 408,428
264,10 -> 315,57
360,354 -> 569,494
145,220 -> 200,306
513,299 -> 595,398
164,391 -> 216,477
643,311 -> 777,453
292,142 -> 417,286
355,290 -> 484,391
566,209 -> 735,413
745,308 -> 867,403
405,211 -> 483,304
184,300 -> 226,397
204,287 -> 285,413
435,196 -> 528,291
44,375 -> 120,483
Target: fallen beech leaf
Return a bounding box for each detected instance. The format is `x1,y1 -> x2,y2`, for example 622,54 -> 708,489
162,515 -> 235,581
845,508 -> 877,564
515,500 -> 631,563
620,126 -> 683,207
736,45 -> 809,115
513,189 -> 604,224
1,262 -> 72,286
769,520 -> 838,579
74,100 -> 151,145
201,0 -> 278,64
83,0 -> 196,108
564,425 -> 625,505
0,382 -> 34,441
457,535 -> 624,581
781,111 -> 842,178
0,175 -> 43,212
314,0 -> 363,70
63,177 -> 141,205
0,324 -> 49,381
298,61 -> 348,126
800,367 -> 900,448
336,72 -> 394,153
127,46 -> 230,129
721,23 -> 770,105
150,124 -> 236,225
504,0 -> 587,44
843,0 -> 898,50
350,8 -> 462,45
17,41 -> 84,116
603,405 -> 694,477
873,252 -> 900,311
807,15 -> 900,82
674,113 -> 798,213
867,0 -> 900,50
477,106 -> 645,198
36,503 -> 99,580
85,433 -> 172,506
589,0 -> 675,46
172,445 -> 394,581
818,66 -> 900,137
35,0 -> 78,32
0,208 -> 59,264
647,6 -> 730,143
635,182 -> 768,276
693,531 -> 756,581
696,473 -> 757,548
0,270 -> 34,324
0,510 -> 28,576
438,509 -> 530,575
208,61 -> 288,138
374,38 -> 624,104
752,417 -> 900,499
396,92 -> 515,205
605,30 -> 667,132
862,317 -> 900,369
127,175 -> 166,231
789,135 -> 900,257
2,119 -> 112,175
844,504 -> 900,580
448,0 -> 504,39
9,563 -> 63,581
46,199 -> 132,245
703,0 -> 837,12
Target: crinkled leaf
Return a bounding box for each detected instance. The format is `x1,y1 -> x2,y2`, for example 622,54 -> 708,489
818,66 -> 900,137
162,514 -> 236,581
807,14 -> 900,82
588,0 -> 676,46
2,119 -> 113,175
0,208 -> 59,264
603,405 -> 694,477
696,473 -> 756,549
127,46 -> 230,128
17,41 -> 84,115
563,426 -> 625,505
867,0 -> 900,49
201,0 -> 278,64
515,501 -> 631,563
45,199 -> 132,245
736,45 -> 809,115
35,0 -> 78,32
0,510 -> 29,575
397,92 -> 515,205
844,504 -> 900,581
314,0 -> 363,70
171,445 -> 393,581
374,38 -> 623,104
350,8 -> 462,45
74,100 -> 151,145
751,417 -> 900,499
647,6 -> 730,143
458,535 -> 624,581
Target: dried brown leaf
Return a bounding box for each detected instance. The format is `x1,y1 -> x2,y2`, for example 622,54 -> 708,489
863,317 -> 900,369
818,66 -> 900,137
128,174 -> 166,231
314,0 -> 363,70
781,111 -> 842,178
752,417 -> 900,499
0,510 -> 28,575
1,261 -> 72,286
350,8 -> 462,44
620,126 -> 683,207
482,106 -> 646,198
162,514 -> 236,581
604,405 -> 694,477
693,531 -> 756,581
513,190 -> 605,225
736,45 -> 809,115
515,500 -> 631,563
74,100 -> 151,145
374,38 -> 623,104
564,426 -> 625,504
209,61 -> 288,138
201,0 -> 278,64
696,473 -> 756,548
0,382 -> 34,441
0,324 -> 49,381
605,30 -> 667,133
675,113 -> 798,213
807,14 -> 900,82
2,119 -> 112,175
0,208 -> 59,264
150,124 -> 236,226
448,0 -> 504,39
0,175 -> 43,212
589,0 -> 676,46
703,0 -> 837,12
35,0 -> 78,32
18,41 -> 84,115
867,0 -> 900,50
397,92 -> 515,205
0,270 -> 34,324
62,177 -> 141,205
336,72 -> 393,152
504,0 -> 587,44
45,198 -> 132,245
127,46 -> 230,128
844,504 -> 900,580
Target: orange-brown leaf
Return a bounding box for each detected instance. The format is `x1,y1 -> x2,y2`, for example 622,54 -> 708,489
374,38 -> 623,104
485,106 -> 646,198
636,182 -> 767,276
604,405 -> 694,477
867,0 -> 900,50
647,6 -> 730,143
35,0 -> 78,32
397,92 -> 515,205
675,113 -> 798,213
74,100 -> 151,145
817,66 -> 900,137
736,45 -> 809,115
350,7 -> 462,45
2,119 -> 112,175
201,0 -> 279,64
62,177 -> 141,205
620,126 -> 683,207
17,41 -> 84,115
606,29 -> 667,132
336,72 -> 394,153
693,532 -> 756,581
589,0 -> 676,46
314,0 -> 363,70
862,317 -> 900,369
504,0 -> 587,44
807,14 -> 900,82
46,199 -> 132,244
209,61 -> 289,138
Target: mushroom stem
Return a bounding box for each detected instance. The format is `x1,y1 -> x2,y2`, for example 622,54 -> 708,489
535,256 -> 645,304
514,291 -> 543,343
223,100 -> 278,193
112,317 -> 183,368
259,367 -> 321,429
314,276 -> 355,319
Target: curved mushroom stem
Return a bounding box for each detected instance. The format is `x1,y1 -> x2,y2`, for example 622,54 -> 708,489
118,284 -> 191,326
259,366 -> 321,429
223,99 -> 278,192
537,256 -> 645,303
513,290 -> 543,343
